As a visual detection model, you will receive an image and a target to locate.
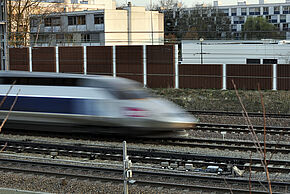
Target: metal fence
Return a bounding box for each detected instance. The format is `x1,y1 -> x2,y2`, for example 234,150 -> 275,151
7,45 -> 290,90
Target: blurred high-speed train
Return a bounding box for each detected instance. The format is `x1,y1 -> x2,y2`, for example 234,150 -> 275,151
0,71 -> 198,136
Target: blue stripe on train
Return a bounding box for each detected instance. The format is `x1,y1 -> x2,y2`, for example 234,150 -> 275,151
0,95 -> 98,115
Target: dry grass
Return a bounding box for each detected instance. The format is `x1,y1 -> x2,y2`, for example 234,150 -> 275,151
152,88 -> 290,114
232,81 -> 272,194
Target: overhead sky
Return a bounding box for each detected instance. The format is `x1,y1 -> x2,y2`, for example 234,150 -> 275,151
116,0 -> 286,7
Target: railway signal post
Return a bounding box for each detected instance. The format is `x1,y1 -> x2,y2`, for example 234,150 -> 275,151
123,141 -> 132,194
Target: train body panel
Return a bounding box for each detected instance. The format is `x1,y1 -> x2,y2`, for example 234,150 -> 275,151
0,71 -> 198,136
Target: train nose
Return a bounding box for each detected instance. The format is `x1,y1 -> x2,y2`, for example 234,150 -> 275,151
148,98 -> 198,127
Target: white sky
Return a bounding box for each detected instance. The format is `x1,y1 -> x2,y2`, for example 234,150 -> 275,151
117,0 -> 286,7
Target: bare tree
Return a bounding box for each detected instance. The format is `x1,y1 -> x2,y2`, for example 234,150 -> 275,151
7,0 -> 69,47
154,1 -> 231,42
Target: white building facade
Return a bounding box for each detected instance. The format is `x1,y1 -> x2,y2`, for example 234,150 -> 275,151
213,0 -> 290,39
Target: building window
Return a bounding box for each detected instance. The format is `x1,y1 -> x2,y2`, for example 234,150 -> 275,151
249,7 -> 260,15
65,34 -> 73,42
267,15 -> 277,23
231,25 -> 237,32
274,6 -> 280,14
263,7 -> 269,15
233,16 -> 245,24
94,14 -> 104,24
44,18 -> 52,26
283,23 -> 290,30
45,17 -> 60,26
247,59 -> 260,64
231,8 -> 237,16
81,34 -> 90,42
280,15 -> 286,23
68,15 -> 86,25
263,59 -> 277,64
30,19 -> 39,27
220,9 -> 229,16
52,17 -> 61,26
241,8 -> 247,15
56,34 -> 64,43
283,6 -> 290,14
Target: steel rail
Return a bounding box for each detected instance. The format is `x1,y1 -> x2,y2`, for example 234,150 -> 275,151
0,157 -> 287,194
196,123 -> 290,135
0,138 -> 289,173
189,110 -> 290,118
140,137 -> 290,154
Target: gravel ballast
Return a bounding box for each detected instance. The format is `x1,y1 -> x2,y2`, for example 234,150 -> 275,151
0,88 -> 289,193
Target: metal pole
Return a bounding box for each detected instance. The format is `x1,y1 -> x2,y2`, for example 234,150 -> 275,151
123,141 -> 128,194
272,64 -> 277,91
150,0 -> 153,45
199,38 -> 204,65
200,41 -> 203,64
83,46 -> 87,75
55,46 -> 59,73
222,64 -> 226,90
127,2 -> 131,45
143,45 -> 147,88
29,47 -> 32,72
174,44 -> 179,89
113,46 -> 116,77
0,0 -> 8,70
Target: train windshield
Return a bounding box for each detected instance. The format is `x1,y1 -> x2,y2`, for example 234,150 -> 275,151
110,88 -> 151,99
82,78 -> 153,99
104,79 -> 152,99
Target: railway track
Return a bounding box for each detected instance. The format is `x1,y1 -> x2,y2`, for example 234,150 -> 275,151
0,156 -> 288,194
139,137 -> 290,154
196,123 -> 290,135
0,138 -> 289,174
189,110 -> 290,118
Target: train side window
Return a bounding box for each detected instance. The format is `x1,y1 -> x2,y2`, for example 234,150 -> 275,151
0,77 -> 79,86
62,78 -> 79,86
0,77 -> 21,85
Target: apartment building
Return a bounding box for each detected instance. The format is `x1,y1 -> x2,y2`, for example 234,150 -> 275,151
41,0 -> 116,11
30,2 -> 164,46
213,0 -> 290,39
